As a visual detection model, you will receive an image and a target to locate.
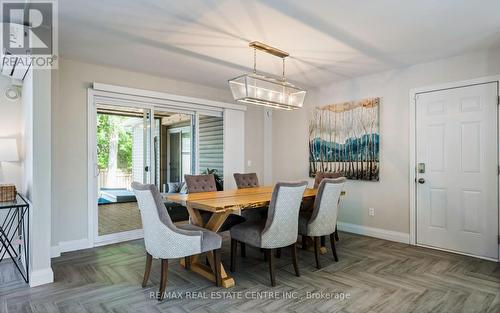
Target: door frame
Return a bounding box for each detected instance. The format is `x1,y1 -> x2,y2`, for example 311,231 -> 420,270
87,90 -> 155,246
409,75 -> 500,261
87,83 -> 245,249
166,125 -> 191,182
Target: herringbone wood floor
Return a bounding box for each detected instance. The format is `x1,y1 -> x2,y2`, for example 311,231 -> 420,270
1,232 -> 499,313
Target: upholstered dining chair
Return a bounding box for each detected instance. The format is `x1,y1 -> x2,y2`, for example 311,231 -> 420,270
184,174 -> 246,232
313,171 -> 344,244
313,171 -> 345,189
298,177 -> 346,269
230,181 -> 308,286
131,182 -> 223,300
233,172 -> 268,223
233,173 -> 259,189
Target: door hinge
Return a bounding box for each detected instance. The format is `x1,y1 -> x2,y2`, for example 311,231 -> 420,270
498,165 -> 500,175
498,235 -> 500,244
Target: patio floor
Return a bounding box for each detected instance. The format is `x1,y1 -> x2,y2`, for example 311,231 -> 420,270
98,202 -> 142,236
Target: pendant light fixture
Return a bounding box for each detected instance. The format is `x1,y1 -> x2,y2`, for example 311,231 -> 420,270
228,41 -> 306,110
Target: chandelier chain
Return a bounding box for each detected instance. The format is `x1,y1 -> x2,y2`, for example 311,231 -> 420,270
282,58 -> 285,80
253,47 -> 257,74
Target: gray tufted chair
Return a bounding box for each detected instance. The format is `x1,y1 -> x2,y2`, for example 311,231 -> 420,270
305,171 -> 345,246
131,182 -> 223,300
184,174 -> 217,193
233,173 -> 267,236
298,177 -> 345,269
233,173 -> 259,188
184,174 -> 246,232
230,181 -> 308,286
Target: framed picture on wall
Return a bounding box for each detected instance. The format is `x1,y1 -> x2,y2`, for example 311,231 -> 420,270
309,97 -> 380,181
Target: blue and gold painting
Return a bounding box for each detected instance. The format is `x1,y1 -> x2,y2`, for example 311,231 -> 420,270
309,97 -> 380,181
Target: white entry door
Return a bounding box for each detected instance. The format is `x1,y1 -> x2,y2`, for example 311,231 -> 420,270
416,82 -> 498,260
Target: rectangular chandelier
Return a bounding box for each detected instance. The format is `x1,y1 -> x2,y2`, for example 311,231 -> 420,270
228,42 -> 307,110
229,73 -> 306,110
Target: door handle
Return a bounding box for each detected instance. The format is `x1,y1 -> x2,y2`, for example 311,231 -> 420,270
418,178 -> 425,184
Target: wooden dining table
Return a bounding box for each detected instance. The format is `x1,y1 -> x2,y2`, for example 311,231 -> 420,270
166,186 -> 343,288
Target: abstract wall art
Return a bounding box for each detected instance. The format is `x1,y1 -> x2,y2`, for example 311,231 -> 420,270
309,97 -> 380,181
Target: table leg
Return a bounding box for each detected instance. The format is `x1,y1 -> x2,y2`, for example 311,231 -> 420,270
180,206 -> 235,288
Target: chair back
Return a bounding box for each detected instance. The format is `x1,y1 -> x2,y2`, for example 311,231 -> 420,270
313,171 -> 344,188
131,181 -> 202,258
184,174 -> 217,193
261,181 -> 308,248
308,178 -> 346,236
233,173 -> 259,189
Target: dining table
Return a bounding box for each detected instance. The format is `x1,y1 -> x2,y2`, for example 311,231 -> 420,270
166,186 -> 345,288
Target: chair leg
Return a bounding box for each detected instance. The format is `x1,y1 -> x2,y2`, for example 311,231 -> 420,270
275,248 -> 281,258
185,256 -> 191,270
334,225 -> 340,241
240,242 -> 246,258
320,236 -> 326,247
291,244 -> 300,277
314,236 -> 321,269
142,252 -> 152,287
265,249 -> 276,287
158,259 -> 168,301
213,249 -> 222,287
301,235 -> 308,250
330,233 -> 339,262
230,239 -> 237,272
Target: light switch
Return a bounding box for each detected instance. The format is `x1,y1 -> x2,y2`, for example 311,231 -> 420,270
247,160 -> 252,167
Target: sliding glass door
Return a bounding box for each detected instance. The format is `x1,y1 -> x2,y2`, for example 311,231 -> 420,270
156,112 -> 194,192
95,104 -> 152,239
91,96 -> 225,245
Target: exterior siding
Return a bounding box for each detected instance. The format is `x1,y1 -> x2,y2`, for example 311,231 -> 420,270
199,116 -> 223,176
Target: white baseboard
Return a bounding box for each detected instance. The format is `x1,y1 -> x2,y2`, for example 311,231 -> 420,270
51,238 -> 93,258
337,221 -> 410,244
94,229 -> 144,247
29,267 -> 54,287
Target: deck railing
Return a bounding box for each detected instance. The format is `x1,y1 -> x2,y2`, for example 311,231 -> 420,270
98,169 -> 133,190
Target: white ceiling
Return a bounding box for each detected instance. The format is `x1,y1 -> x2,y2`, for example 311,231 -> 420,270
59,0 -> 500,90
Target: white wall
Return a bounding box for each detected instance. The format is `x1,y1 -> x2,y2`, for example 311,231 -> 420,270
272,47 -> 500,235
21,67 -> 54,286
223,108 -> 245,190
0,76 -> 23,190
53,58 -> 265,246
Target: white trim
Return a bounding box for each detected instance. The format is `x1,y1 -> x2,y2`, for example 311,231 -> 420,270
29,267 -> 54,287
51,238 -> 93,258
87,88 -> 96,246
194,112 -> 200,174
337,222 -> 410,244
87,84 -> 243,248
409,75 -> 500,261
263,109 -> 273,185
416,243 -> 498,262
410,75 -> 500,95
92,82 -> 246,112
93,229 -> 144,247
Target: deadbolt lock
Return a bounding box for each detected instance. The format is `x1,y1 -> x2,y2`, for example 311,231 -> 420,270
417,163 -> 426,173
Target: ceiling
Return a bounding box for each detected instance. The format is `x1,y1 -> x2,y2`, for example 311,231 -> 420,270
59,0 -> 500,90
